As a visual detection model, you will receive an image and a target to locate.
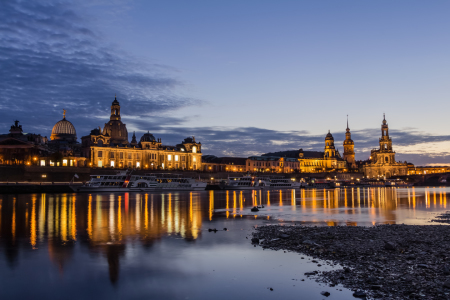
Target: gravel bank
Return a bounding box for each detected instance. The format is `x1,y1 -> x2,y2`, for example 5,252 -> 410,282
253,224 -> 450,299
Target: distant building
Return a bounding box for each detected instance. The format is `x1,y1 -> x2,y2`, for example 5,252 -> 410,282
407,165 -> 450,175
202,155 -> 247,172
246,156 -> 299,173
44,109 -> 87,167
81,96 -> 202,170
362,115 -> 408,178
260,131 -> 348,173
0,121 -> 48,165
343,117 -> 356,170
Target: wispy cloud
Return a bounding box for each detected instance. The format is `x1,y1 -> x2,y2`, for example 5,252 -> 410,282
0,0 -> 201,136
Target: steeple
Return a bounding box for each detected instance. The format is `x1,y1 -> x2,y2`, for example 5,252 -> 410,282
343,115 -> 355,165
110,95 -> 121,121
63,109 -> 66,119
130,131 -> 137,146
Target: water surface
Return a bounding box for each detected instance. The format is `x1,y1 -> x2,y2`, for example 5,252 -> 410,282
0,187 -> 448,299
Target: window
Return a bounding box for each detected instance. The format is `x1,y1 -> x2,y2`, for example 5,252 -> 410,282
192,146 -> 197,153
40,160 -> 45,166
98,151 -> 103,158
168,155 -> 172,161
42,174 -> 46,178
70,160 -> 73,167
136,162 -> 140,168
49,161 -> 54,166
120,152 -> 123,159
110,152 -> 114,158
128,162 -> 131,167
111,161 -> 115,167
175,155 -> 179,162
182,156 -> 185,161
98,161 -> 103,167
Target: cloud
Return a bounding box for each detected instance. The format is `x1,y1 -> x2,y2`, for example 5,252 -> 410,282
129,125 -> 450,166
0,0 -> 201,136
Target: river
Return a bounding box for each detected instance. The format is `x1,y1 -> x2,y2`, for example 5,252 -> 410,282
0,187 -> 448,299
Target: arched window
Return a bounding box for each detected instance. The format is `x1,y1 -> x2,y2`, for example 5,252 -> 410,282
385,157 -> 388,163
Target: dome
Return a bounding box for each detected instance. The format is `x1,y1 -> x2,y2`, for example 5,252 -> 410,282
140,131 -> 156,142
52,119 -> 76,136
50,116 -> 77,142
325,130 -> 334,140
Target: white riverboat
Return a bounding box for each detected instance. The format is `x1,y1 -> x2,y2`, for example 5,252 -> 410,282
223,175 -> 302,190
223,175 -> 255,190
70,171 -> 207,192
255,177 -> 302,189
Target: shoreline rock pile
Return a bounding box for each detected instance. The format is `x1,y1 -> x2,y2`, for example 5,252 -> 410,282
431,211 -> 450,224
253,224 -> 450,299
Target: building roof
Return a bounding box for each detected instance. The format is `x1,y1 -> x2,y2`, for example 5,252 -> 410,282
52,118 -> 76,136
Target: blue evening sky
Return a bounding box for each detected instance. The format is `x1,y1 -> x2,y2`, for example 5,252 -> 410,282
1,0 -> 450,165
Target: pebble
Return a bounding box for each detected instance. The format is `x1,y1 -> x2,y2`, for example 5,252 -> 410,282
252,223 -> 450,300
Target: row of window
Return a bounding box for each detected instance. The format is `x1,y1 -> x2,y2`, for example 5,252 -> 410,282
97,151 -> 197,162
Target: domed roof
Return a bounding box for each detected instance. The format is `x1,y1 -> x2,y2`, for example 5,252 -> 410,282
52,118 -> 76,136
325,130 -> 334,140
50,110 -> 77,142
140,131 -> 156,142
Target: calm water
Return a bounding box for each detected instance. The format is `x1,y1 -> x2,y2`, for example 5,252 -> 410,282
0,187 -> 449,300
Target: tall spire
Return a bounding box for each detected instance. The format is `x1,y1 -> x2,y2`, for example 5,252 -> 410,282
63,109 -> 66,119
346,115 -> 349,129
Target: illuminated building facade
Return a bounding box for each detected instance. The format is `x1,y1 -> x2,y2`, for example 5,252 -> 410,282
362,115 -> 408,178
44,110 -> 87,167
260,131 -> 348,173
81,97 -> 202,170
0,120 -> 49,165
246,156 -> 299,173
202,155 -> 246,172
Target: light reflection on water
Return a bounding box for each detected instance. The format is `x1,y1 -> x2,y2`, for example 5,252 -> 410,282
0,187 -> 448,299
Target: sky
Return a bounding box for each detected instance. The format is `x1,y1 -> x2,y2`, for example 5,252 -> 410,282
1,0 -> 450,165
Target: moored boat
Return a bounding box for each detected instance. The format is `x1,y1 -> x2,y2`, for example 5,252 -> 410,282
70,171 -> 206,192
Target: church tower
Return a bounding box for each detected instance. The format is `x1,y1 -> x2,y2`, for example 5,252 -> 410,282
324,130 -> 336,158
379,113 -> 392,151
102,95 -> 129,145
343,116 -> 355,165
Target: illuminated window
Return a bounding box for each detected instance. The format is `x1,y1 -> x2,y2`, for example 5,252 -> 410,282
162,163 -> 165,169
40,160 -> 45,166
168,155 -> 172,161
49,161 -> 54,166
136,162 -> 140,168
62,159 -> 68,166
193,157 -> 196,162
111,161 -> 115,167
192,146 -> 197,153
175,155 -> 179,161
98,161 -> 103,167
42,174 -> 46,178
70,160 -> 73,167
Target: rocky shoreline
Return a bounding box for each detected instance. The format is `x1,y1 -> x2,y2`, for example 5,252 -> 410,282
252,224 -> 450,299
